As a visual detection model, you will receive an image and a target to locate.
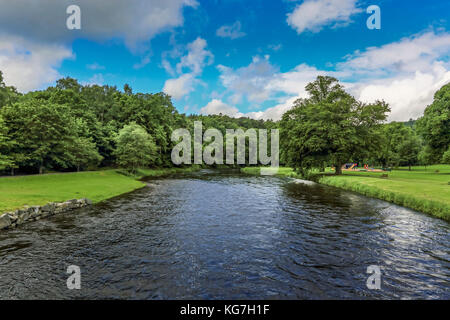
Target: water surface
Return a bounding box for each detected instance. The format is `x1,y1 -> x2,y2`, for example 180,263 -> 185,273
0,170 -> 448,299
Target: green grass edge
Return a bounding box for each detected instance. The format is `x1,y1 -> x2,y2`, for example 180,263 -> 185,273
241,166 -> 450,221
0,167 -> 200,214
318,176 -> 450,221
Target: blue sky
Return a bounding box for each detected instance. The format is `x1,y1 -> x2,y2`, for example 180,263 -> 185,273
0,0 -> 449,121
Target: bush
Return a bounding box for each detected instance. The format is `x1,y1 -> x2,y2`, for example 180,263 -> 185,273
442,148 -> 450,164
113,123 -> 157,173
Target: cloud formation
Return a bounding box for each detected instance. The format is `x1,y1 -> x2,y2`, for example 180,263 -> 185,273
200,99 -> 243,117
0,34 -> 73,92
216,21 -> 246,40
176,38 -> 214,74
342,31 -> 450,120
0,0 -> 198,48
287,0 -> 361,34
163,37 -> 213,100
0,0 -> 197,91
163,73 -> 196,100
218,55 -> 278,104
214,30 -> 450,122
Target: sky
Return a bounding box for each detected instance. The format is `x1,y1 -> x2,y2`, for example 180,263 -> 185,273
0,0 -> 449,121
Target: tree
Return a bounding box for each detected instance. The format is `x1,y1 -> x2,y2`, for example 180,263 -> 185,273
377,122 -> 420,168
442,147 -> 450,164
418,145 -> 434,168
0,115 -> 13,170
56,77 -> 82,93
67,136 -> 103,172
398,134 -> 421,170
0,71 -> 19,109
113,122 -> 157,173
280,76 -> 389,175
0,99 -> 77,174
417,83 -> 450,162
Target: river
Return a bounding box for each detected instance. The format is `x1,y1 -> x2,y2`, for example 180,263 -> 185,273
0,169 -> 448,299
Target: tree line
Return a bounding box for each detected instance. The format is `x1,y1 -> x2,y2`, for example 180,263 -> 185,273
0,71 -> 270,175
0,71 -> 448,175
279,76 -> 449,174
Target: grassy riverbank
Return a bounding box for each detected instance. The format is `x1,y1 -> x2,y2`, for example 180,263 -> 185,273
241,165 -> 450,221
0,167 -> 197,213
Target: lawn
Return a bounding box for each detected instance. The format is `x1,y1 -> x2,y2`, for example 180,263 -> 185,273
0,170 -> 145,213
242,165 -> 450,220
0,167 -> 198,213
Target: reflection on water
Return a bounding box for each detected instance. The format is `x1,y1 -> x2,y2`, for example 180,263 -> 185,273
0,169 -> 448,299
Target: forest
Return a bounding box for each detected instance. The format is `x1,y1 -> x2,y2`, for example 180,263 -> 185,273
0,71 -> 448,176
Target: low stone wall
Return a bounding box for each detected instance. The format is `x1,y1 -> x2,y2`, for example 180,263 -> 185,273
0,198 -> 92,231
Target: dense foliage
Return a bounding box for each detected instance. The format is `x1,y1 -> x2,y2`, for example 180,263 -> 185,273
416,83 -> 450,163
280,76 -> 389,175
0,70 -> 448,175
113,123 -> 157,173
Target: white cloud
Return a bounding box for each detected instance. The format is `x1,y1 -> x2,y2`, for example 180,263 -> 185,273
243,96 -> 301,120
217,30 -> 450,122
218,55 -> 278,103
267,64 -> 327,95
200,99 -> 243,117
176,37 -> 214,74
341,31 -> 450,121
355,66 -> 450,121
338,31 -> 450,75
0,35 -> 73,92
287,0 -> 362,34
163,37 -> 213,100
0,0 -> 197,92
216,21 -> 246,40
0,0 -> 198,49
163,73 -> 195,100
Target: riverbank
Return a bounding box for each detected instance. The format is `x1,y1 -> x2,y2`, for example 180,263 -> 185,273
0,167 -> 198,213
241,165 -> 450,221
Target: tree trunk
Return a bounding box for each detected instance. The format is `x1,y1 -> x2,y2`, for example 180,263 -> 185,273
39,166 -> 43,175
335,163 -> 342,175
77,165 -> 80,172
11,167 -> 14,176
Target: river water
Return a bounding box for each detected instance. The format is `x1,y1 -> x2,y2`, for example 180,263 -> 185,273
0,170 -> 448,299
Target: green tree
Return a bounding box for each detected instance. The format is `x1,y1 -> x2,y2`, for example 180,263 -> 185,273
377,122 -> 420,168
113,122 -> 157,173
0,71 -> 19,109
1,99 -> 77,174
416,82 -> 450,162
418,145 -> 434,168
280,76 -> 389,175
67,136 -> 103,172
64,118 -> 103,172
442,147 -> 450,164
398,134 -> 421,170
0,115 -> 14,170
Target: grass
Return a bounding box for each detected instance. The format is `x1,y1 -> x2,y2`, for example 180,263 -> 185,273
241,165 -> 450,221
0,167 -> 198,213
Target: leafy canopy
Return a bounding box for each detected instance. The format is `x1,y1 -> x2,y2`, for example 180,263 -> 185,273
280,76 -> 390,175
113,122 -> 157,173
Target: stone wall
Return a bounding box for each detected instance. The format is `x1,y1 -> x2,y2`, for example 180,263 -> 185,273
0,198 -> 92,231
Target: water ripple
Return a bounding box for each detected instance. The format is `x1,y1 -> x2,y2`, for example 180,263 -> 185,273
0,170 -> 448,299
